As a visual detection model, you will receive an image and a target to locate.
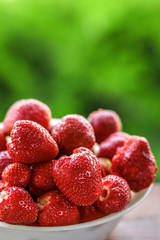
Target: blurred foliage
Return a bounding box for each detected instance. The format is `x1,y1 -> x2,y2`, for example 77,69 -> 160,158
0,0 -> 160,180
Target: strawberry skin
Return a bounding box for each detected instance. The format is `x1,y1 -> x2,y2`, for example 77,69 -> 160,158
37,190 -> 80,226
7,120 -> 59,164
51,114 -> 95,155
53,147 -> 102,206
2,163 -> 31,188
0,187 -> 38,225
3,99 -> 51,135
98,158 -> 112,177
0,151 -> 12,180
79,205 -> 106,223
0,129 -> 6,151
88,109 -> 122,143
97,132 -> 130,159
29,161 -> 56,196
111,136 -> 158,192
95,175 -> 131,215
0,181 -> 5,192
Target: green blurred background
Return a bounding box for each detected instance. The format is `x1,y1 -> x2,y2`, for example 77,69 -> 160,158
0,0 -> 159,180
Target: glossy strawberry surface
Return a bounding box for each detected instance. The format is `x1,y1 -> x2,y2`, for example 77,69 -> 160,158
0,129 -> 6,151
88,109 -> 122,143
97,132 -> 130,159
53,147 -> 102,206
37,190 -> 80,226
29,161 -> 56,196
0,151 -> 12,180
51,114 -> 95,155
0,180 -> 5,192
79,205 -> 106,223
95,175 -> 131,215
8,120 -> 59,164
3,99 -> 51,135
111,136 -> 158,192
2,163 -> 31,188
0,187 -> 38,225
98,158 -> 112,177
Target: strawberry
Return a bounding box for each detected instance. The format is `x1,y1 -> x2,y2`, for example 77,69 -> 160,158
79,205 -> 106,223
53,147 -> 102,206
28,222 -> 40,226
95,175 -> 131,215
0,187 -> 38,225
0,151 -> 12,179
111,136 -> 158,192
88,109 -> 122,143
3,99 -> 51,135
97,132 -> 130,159
37,190 -> 80,226
7,120 -> 59,164
29,161 -> 56,196
0,181 -> 5,192
2,163 -> 31,188
51,114 -> 95,155
98,158 -> 112,177
0,129 -> 6,151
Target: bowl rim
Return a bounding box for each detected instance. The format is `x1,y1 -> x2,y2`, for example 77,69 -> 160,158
0,184 -> 153,232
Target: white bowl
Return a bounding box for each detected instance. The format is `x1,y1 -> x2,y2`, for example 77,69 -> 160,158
0,185 -> 153,240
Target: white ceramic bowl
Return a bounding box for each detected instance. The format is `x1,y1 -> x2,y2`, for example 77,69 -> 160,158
0,120 -> 153,240
0,185 -> 153,240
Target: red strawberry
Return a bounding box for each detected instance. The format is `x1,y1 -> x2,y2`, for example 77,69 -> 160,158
37,190 -> 80,226
98,158 -> 112,177
111,136 -> 158,192
0,129 -> 6,151
88,109 -> 122,143
28,222 -> 40,226
2,163 -> 31,188
53,147 -> 102,206
95,175 -> 131,215
29,161 -> 56,196
0,151 -> 12,179
79,205 -> 106,223
0,187 -> 38,225
3,99 -> 51,135
7,120 -> 59,164
51,114 -> 95,155
0,180 -> 5,192
97,132 -> 130,159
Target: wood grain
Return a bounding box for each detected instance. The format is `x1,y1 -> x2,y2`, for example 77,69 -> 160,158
108,184 -> 160,240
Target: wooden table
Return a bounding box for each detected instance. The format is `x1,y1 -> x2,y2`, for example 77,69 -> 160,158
108,184 -> 160,240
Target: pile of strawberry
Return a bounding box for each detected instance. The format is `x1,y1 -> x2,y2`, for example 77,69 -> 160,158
0,99 -> 158,226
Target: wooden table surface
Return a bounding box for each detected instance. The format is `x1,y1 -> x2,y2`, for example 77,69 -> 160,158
108,183 -> 160,240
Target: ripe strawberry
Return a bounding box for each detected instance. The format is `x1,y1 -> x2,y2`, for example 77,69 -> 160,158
37,190 -> 80,226
0,187 -> 38,225
28,222 -> 40,226
2,163 -> 31,188
98,158 -> 112,177
7,120 -> 59,164
51,114 -> 95,155
0,129 -> 6,151
29,161 -> 56,196
95,175 -> 131,215
3,99 -> 51,135
79,205 -> 106,223
0,151 -> 12,179
53,147 -> 102,206
88,109 -> 122,143
111,136 -> 158,192
0,181 -> 5,192
97,132 -> 130,159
